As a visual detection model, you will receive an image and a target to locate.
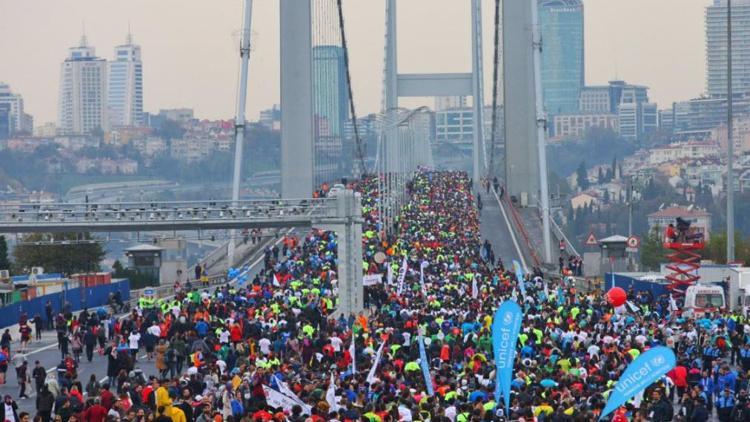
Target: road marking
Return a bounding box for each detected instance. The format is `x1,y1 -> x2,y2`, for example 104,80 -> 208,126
491,188 -> 528,272
20,342 -> 61,358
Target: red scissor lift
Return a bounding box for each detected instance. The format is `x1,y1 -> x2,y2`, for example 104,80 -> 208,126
663,226 -> 705,297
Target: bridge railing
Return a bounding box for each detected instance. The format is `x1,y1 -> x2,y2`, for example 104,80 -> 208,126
0,198 -> 336,229
550,216 -> 580,258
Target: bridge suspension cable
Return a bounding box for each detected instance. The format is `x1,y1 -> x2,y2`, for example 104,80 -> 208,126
335,0 -> 366,178
487,0 -> 502,182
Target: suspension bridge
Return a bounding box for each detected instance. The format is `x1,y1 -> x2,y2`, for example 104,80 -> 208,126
0,0 -> 561,317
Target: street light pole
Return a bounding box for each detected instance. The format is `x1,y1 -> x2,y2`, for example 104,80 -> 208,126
228,0 -> 253,270
727,0 -> 736,262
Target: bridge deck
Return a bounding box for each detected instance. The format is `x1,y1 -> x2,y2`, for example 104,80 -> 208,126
480,189 -> 523,271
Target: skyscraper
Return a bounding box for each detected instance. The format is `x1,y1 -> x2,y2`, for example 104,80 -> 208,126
108,32 -> 143,128
58,35 -> 108,134
312,45 -> 349,185
0,83 -> 33,135
706,0 -> 750,97
538,0 -> 585,117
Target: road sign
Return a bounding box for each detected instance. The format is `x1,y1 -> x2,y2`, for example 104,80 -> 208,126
626,236 -> 640,253
585,232 -> 598,246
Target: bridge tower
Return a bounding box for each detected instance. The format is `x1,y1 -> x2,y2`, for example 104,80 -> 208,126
503,0 -> 541,209
384,0 -> 486,185
280,0 -> 315,199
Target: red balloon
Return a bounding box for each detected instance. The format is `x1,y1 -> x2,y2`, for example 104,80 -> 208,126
607,287 -> 627,307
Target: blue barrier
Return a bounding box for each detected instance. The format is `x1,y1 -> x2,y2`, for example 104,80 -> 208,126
606,273 -> 670,298
0,279 -> 130,329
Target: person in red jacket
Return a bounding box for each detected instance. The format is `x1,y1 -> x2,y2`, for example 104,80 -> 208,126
668,363 -> 689,400
83,398 -> 108,422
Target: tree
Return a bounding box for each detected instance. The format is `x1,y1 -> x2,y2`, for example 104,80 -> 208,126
0,235 -> 8,270
640,227 -> 668,271
702,232 -> 750,264
13,233 -> 105,275
154,119 -> 185,140
576,161 -> 589,190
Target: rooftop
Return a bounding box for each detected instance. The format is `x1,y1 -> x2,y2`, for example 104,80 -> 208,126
648,206 -> 711,218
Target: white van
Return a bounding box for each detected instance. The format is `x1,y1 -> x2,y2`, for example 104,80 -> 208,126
683,284 -> 725,317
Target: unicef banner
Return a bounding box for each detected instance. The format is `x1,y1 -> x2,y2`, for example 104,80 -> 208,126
599,346 -> 676,420
418,334 -> 434,396
512,260 -> 526,298
492,301 -> 523,415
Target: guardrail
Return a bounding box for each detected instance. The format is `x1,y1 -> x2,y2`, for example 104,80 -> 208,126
550,216 -> 580,258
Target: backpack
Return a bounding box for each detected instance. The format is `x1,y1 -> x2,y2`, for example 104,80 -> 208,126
231,398 -> 244,417
735,405 -> 749,421
69,394 -> 83,412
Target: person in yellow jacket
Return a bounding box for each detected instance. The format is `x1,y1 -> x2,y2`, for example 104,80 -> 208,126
155,382 -> 187,422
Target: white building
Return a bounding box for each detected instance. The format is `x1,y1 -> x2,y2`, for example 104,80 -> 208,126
0,83 -> 33,134
435,107 -> 473,144
706,0 -> 750,97
647,141 -> 721,166
159,108 -> 193,124
58,35 -> 108,134
551,113 -> 618,140
579,86 -> 610,113
108,33 -> 143,128
434,96 -> 467,111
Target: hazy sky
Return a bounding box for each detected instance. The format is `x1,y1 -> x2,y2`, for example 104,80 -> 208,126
0,0 -> 710,125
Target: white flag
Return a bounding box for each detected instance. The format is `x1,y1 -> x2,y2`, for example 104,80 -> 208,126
419,261 -> 429,296
396,256 -> 408,296
263,385 -> 312,415
349,340 -> 356,374
471,277 -> 478,299
387,263 -> 394,285
625,300 -> 640,313
272,375 -> 306,407
669,295 -> 679,312
366,341 -> 386,384
326,372 -> 340,412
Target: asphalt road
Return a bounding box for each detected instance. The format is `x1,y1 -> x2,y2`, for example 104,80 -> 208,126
479,188 -> 523,271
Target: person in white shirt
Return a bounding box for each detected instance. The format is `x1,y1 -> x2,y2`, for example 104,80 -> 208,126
219,329 -> 230,344
258,337 -> 271,355
330,335 -> 343,353
398,403 -> 413,421
128,331 -> 141,360
147,323 -> 161,338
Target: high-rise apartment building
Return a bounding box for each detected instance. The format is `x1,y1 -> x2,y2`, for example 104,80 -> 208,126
538,0 -> 585,117
58,35 -> 108,134
312,45 -> 350,185
706,0 -> 750,97
578,80 -> 656,141
108,33 -> 143,127
0,104 -> 10,140
0,83 -> 33,134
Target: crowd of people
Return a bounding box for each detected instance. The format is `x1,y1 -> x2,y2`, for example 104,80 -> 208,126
5,170 -> 750,422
